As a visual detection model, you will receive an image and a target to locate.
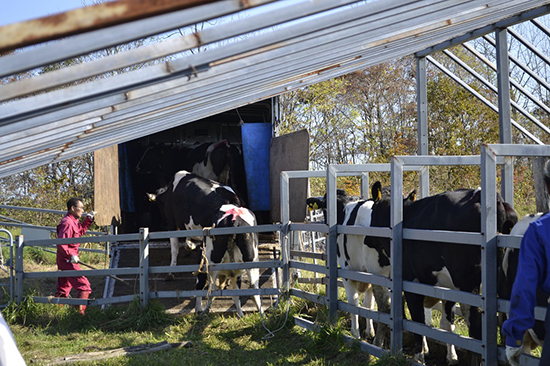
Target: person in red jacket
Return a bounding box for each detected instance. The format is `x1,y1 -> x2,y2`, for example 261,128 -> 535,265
55,197 -> 95,315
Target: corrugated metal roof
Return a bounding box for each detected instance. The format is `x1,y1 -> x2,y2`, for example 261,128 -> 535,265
1,0 -> 549,178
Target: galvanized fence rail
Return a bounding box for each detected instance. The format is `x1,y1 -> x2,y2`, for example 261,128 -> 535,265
6,143 -> 550,365
280,144 -> 550,366
15,224 -> 282,310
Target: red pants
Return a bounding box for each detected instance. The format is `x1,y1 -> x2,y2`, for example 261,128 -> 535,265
55,274 -> 91,298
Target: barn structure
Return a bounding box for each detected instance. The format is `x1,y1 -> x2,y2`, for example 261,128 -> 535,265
2,1 -> 550,365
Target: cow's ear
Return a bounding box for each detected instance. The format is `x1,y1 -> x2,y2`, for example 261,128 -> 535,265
407,190 -> 417,202
146,193 -> 157,202
372,181 -> 382,202
306,197 -> 325,211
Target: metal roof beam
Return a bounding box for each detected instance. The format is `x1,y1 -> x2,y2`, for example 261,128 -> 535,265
0,0 -> 422,122
0,0 -> 364,102
508,26 -> 550,67
427,56 -> 543,144
0,0 -> 220,52
416,3 -> 550,57
460,42 -> 550,116
0,0 -> 277,78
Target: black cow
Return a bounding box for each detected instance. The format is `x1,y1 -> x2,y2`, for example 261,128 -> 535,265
499,213 -> 547,355
147,170 -> 262,317
369,187 -> 518,364
307,183 -> 415,347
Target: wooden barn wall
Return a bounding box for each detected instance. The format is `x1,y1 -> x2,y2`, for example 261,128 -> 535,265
94,145 -> 121,227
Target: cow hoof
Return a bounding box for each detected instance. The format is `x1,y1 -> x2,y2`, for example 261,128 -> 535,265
165,273 -> 175,282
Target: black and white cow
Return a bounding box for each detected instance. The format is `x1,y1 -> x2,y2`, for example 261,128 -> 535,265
136,140 -> 249,210
369,187 -> 518,364
499,213 -> 547,355
148,170 -> 262,317
307,183 -> 416,347
179,140 -> 249,207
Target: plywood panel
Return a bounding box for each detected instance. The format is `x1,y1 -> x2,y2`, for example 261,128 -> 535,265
270,129 -> 309,223
94,145 -> 121,226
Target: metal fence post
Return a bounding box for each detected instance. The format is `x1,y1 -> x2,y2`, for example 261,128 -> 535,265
481,145 -> 498,365
326,165 -> 338,324
139,227 -> 149,309
390,157 -> 404,354
14,235 -> 24,305
280,172 -> 290,292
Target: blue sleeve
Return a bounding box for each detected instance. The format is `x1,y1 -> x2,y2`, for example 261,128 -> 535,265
502,224 -> 545,347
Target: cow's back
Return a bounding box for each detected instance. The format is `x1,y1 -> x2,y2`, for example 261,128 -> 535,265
164,171 -> 240,230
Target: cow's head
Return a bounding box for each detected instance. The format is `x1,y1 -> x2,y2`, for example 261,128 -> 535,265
306,189 -> 359,225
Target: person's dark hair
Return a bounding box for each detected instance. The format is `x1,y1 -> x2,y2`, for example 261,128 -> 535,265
66,197 -> 83,211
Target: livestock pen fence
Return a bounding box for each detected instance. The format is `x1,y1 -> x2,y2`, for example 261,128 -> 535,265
280,143 -> 550,366
4,143 -> 549,365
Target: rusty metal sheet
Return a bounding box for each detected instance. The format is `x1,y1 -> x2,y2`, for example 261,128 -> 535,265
0,0 -> 219,53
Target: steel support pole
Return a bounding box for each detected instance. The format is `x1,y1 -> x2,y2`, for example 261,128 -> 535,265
361,172 -> 369,199
139,227 -> 150,309
481,145 -> 498,365
496,28 -> 514,205
416,56 -> 430,198
14,235 -> 24,305
280,172 -> 290,291
326,165 -> 339,324
390,157 -> 404,354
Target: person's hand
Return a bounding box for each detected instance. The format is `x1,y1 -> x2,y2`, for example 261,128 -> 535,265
69,255 -> 80,264
505,345 -> 522,366
87,211 -> 97,220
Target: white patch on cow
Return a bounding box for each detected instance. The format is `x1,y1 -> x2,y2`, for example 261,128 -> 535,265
432,266 -> 457,289
217,204 -> 256,226
473,186 -> 481,194
172,170 -> 191,192
184,216 -> 202,231
337,199 -> 390,345
210,182 -> 236,195
440,312 -> 459,364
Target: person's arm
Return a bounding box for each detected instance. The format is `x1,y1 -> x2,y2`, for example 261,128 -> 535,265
75,216 -> 94,237
502,224 -> 545,346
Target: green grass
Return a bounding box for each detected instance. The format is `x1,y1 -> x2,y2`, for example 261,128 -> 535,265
4,295 -> 412,366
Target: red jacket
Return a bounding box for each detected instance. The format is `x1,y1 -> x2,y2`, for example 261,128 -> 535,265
56,214 -> 93,270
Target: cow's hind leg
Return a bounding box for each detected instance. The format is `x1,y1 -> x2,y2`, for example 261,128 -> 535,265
247,267 -> 263,314
405,291 -> 429,363
363,284 -> 375,339
372,284 -> 390,348
440,301 -> 458,364
343,279 -> 361,338
166,237 -> 179,281
228,273 -> 244,317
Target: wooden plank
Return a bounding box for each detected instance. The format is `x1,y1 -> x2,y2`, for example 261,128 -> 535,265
0,0 -> 218,53
94,144 -> 121,226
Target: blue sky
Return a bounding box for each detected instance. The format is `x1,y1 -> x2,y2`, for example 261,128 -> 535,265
1,1 -> 87,27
